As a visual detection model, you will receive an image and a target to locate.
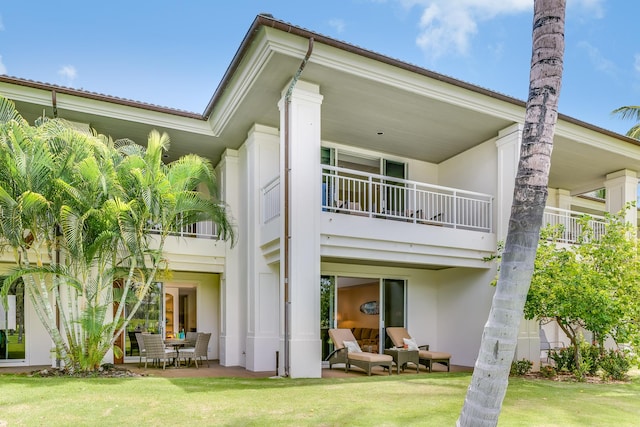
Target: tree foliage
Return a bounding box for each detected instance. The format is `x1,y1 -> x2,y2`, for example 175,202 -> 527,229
0,95 -> 235,372
526,207 -> 640,367
612,106 -> 640,139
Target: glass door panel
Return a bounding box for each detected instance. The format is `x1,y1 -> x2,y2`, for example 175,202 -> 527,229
383,160 -> 406,216
320,275 -> 336,360
0,278 -> 25,361
383,278 -> 406,349
124,282 -> 163,356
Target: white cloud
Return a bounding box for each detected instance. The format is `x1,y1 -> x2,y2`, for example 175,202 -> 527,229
578,41 -> 617,77
329,18 -> 346,34
58,65 -> 77,86
568,0 -> 604,19
0,55 -> 6,75
398,0 -> 604,60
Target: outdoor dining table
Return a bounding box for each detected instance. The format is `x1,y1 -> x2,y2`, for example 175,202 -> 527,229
164,338 -> 186,367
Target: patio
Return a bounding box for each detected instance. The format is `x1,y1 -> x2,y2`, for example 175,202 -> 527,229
1,360 -> 470,378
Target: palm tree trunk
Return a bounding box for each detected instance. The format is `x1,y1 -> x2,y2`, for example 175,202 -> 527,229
458,1 -> 566,425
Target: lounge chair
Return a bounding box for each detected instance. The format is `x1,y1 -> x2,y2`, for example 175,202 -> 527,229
327,328 -> 393,376
386,327 -> 451,372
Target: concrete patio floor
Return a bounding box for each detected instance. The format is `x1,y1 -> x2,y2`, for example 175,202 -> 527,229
1,360 -> 471,378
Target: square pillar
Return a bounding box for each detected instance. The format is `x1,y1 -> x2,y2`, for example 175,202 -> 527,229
217,149 -> 246,367
605,169 -> 638,226
279,80 -> 324,378
244,125 -> 281,372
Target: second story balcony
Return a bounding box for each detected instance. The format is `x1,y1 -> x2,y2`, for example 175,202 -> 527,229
321,165 -> 494,233
542,207 -> 606,244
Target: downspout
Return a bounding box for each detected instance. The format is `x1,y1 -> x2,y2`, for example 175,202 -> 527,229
283,37 -> 314,377
51,90 -> 58,118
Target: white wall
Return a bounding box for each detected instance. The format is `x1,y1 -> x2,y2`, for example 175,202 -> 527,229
435,267 -> 497,367
438,138 -> 498,195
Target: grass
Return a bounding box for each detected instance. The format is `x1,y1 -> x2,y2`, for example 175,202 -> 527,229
0,370 -> 639,426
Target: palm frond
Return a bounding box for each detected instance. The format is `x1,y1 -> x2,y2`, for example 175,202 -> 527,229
611,106 -> 640,121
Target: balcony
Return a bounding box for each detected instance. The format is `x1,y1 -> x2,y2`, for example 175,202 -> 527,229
542,207 -> 606,244
321,166 -> 494,233
148,217 -> 219,239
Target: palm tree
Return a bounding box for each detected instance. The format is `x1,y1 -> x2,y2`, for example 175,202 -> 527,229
612,106 -> 640,139
457,1 -> 566,426
0,95 -> 235,371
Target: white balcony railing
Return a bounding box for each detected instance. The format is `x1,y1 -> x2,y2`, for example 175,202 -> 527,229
542,207 -> 606,244
321,166 -> 494,232
148,218 -> 218,239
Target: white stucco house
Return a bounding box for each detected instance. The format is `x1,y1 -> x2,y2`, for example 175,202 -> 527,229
1,14 -> 639,377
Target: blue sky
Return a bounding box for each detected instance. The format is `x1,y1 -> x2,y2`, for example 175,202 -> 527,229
1,0 -> 638,136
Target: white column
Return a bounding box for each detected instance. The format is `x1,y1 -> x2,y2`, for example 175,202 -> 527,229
605,169 -> 638,226
495,124 -> 540,371
548,188 -> 571,210
244,125 -> 281,372
217,149 -> 246,367
279,80 -> 323,378
495,124 -> 522,240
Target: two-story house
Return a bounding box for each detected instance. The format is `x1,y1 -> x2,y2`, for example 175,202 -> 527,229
1,14 -> 638,377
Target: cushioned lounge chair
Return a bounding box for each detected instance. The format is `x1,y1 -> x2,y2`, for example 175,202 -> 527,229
386,327 -> 451,372
327,328 -> 392,376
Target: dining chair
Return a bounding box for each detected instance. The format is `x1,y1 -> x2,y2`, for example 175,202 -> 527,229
142,333 -> 177,369
180,332 -> 211,368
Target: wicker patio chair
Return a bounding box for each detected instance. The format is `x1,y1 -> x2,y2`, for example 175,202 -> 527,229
142,333 -> 177,369
180,332 -> 211,368
327,328 -> 392,376
386,327 -> 451,372
135,332 -> 147,366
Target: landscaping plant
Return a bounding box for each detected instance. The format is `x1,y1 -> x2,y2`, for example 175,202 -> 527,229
0,96 -> 234,372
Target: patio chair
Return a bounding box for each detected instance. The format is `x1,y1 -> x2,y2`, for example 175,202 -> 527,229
180,332 -> 211,368
540,327 -> 565,364
135,332 -> 147,366
327,328 -> 392,376
142,333 -> 177,369
386,327 -> 451,372
127,331 -> 140,356
185,331 -> 198,348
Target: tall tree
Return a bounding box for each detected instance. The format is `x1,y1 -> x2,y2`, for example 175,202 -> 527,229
612,106 -> 640,139
458,1 -> 566,425
526,209 -> 640,368
0,95 -> 235,372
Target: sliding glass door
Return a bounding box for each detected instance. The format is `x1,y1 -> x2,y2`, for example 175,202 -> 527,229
320,275 -> 406,358
124,282 -> 163,357
0,278 -> 25,362
382,278 -> 406,349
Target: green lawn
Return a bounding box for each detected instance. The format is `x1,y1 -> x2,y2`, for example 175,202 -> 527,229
0,370 -> 639,426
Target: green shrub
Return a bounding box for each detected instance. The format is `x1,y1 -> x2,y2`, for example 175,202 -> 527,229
573,357 -> 592,382
510,359 -> 533,376
600,349 -> 632,381
549,347 -> 574,371
539,365 -> 557,378
579,342 -> 601,376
